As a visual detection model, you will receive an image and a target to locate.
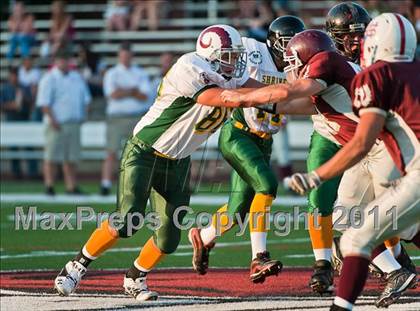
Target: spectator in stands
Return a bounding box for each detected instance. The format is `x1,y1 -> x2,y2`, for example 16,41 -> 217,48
7,2 -> 36,59
36,50 -> 91,195
18,57 -> 42,105
149,52 -> 174,102
130,0 -> 167,31
105,0 -> 129,31
78,43 -> 106,97
18,57 -> 43,177
47,1 -> 75,57
100,42 -> 151,195
0,67 -> 34,178
250,1 -> 275,41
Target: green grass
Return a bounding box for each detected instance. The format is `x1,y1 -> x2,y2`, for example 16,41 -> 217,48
1,181 -> 419,271
0,202 -> 316,270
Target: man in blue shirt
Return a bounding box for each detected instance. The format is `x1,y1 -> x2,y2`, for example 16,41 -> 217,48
0,66 -> 34,178
36,50 -> 91,195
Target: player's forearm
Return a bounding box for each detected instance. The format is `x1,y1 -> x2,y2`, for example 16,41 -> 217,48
238,84 -> 289,106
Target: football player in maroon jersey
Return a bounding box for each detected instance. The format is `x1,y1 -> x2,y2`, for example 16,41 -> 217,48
286,13 -> 419,310
221,26 -> 417,303
325,2 -> 416,299
222,29 -> 358,294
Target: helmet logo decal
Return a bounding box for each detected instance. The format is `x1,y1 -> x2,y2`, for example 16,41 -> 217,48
249,51 -> 262,64
199,26 -> 232,49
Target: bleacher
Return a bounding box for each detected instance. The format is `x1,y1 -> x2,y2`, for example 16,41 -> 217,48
0,0 -> 334,80
0,0 -> 334,168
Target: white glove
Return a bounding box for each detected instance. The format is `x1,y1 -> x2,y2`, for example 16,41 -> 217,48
285,172 -> 322,195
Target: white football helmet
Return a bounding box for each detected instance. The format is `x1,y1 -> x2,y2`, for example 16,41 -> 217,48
361,13 -> 417,68
196,24 -> 247,79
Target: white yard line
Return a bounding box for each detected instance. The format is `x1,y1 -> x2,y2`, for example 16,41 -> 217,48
0,238 -> 310,260
0,193 -> 307,206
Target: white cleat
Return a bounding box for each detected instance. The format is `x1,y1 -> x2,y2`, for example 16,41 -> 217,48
123,276 -> 158,301
54,261 -> 87,296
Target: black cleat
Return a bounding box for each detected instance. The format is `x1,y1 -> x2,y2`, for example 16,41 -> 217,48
100,186 -> 111,196
332,236 -> 384,279
375,267 -> 417,308
310,260 -> 334,295
396,244 -> 417,282
249,251 -> 282,284
45,186 -> 55,196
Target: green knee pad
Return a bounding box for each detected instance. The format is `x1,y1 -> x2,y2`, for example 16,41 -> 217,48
307,131 -> 342,216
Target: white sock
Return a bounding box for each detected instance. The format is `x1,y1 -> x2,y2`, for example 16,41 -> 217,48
313,248 -> 332,262
101,179 -> 112,188
387,242 -> 402,258
372,248 -> 401,273
334,296 -> 353,310
134,259 -> 151,273
82,245 -> 97,260
250,232 -> 267,259
200,226 -> 217,246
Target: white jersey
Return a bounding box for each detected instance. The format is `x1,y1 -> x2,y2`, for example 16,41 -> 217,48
232,37 -> 286,134
133,52 -> 248,159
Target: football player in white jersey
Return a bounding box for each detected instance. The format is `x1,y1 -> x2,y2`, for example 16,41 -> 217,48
53,24 -> 268,301
189,16 -> 305,283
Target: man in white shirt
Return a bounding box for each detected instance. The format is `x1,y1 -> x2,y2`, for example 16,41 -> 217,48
18,56 -> 41,91
19,56 -> 42,121
36,50 -> 91,195
100,42 -> 151,195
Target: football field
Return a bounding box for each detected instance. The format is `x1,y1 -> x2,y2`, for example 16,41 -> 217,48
1,181 -> 419,310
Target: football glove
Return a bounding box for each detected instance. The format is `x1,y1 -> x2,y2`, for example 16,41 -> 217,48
285,172 -> 322,195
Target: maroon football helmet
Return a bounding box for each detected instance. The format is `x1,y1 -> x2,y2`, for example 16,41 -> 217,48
283,29 -> 336,80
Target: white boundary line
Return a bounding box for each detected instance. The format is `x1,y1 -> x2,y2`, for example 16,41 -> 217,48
0,238 -> 310,260
0,194 -> 307,206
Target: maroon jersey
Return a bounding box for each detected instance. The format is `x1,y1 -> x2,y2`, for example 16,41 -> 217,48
352,60 -> 420,174
303,51 -> 360,145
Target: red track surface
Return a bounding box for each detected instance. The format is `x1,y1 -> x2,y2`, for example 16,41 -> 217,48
1,268 -> 419,297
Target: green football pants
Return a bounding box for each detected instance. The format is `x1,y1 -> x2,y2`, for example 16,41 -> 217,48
218,120 -> 277,220
115,136 -> 191,254
306,131 -> 342,216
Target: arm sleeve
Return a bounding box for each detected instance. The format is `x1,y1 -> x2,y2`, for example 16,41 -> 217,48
103,69 -> 115,98
304,52 -> 335,87
351,66 -> 389,117
36,75 -> 53,107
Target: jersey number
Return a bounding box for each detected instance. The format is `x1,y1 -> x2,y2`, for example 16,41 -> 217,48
195,107 -> 230,133
353,84 -> 372,108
